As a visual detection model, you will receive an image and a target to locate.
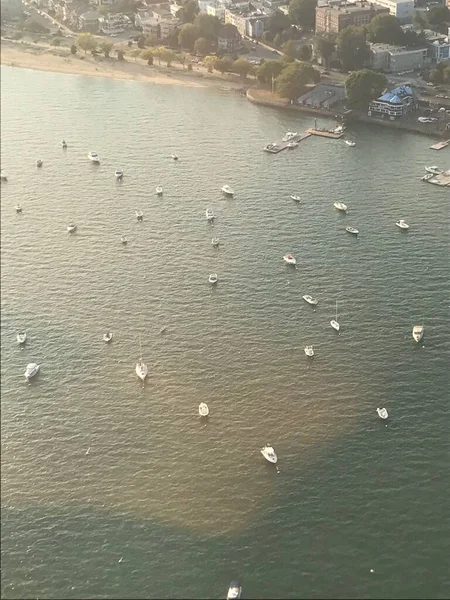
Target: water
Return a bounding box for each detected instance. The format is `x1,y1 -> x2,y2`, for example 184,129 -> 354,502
1,66 -> 449,600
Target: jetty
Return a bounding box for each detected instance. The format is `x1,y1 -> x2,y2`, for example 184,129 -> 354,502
422,169 -> 450,187
263,132 -> 311,154
306,127 -> 344,139
430,140 -> 450,151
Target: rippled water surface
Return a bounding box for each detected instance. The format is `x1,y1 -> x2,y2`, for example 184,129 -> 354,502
1,66 -> 449,599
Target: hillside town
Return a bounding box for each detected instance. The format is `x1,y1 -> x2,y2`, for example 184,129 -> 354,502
2,0 -> 450,134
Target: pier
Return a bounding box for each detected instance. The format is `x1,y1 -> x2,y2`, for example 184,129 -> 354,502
305,127 -> 344,139
430,140 -> 450,151
422,169 -> 450,187
263,132 -> 312,154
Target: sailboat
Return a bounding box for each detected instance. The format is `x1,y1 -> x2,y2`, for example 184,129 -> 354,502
135,336 -> 148,381
330,300 -> 340,332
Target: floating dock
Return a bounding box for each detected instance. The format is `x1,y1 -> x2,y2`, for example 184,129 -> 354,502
422,169 -> 450,187
305,128 -> 344,139
263,132 -> 312,154
430,140 -> 450,151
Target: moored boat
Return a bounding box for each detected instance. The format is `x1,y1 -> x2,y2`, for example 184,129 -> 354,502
330,300 -> 340,332
212,238 -> 220,247
17,332 -> 27,345
103,332 -> 113,343
156,186 -> 163,196
36,159 -> 43,167
208,273 -> 218,284
334,201 -> 347,212
302,294 -> 318,305
15,205 -> 22,213
345,226 -> 359,235
135,210 -> 143,221
291,194 -> 301,202
198,402 -> 209,416
377,407 -> 388,420
206,208 -> 214,222
221,185 -> 234,196
304,345 -> 314,357
283,253 -> 296,265
396,219 -> 409,230
88,151 -> 100,163
227,581 -> 242,600
62,140 -> 67,149
425,166 -> 442,175
345,140 -> 356,147
67,223 -> 77,233
24,363 -> 40,379
115,170 -> 123,179
412,325 -> 424,343
136,360 -> 148,380
287,141 -> 298,149
261,444 -> 277,463
121,236 -> 127,244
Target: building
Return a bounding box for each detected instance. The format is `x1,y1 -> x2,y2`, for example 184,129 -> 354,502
78,10 -> 99,31
370,43 -> 428,72
368,85 -> 417,119
218,22 -> 242,51
207,2 -> 226,20
370,0 -> 413,22
296,82 -> 346,109
315,1 -> 390,34
98,12 -> 132,34
427,28 -> 450,62
141,16 -> 160,36
224,6 -> 270,37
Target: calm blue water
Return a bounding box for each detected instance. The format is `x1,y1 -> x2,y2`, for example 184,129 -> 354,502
1,65 -> 449,599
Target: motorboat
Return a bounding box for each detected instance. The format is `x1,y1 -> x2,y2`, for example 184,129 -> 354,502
212,238 -> 220,247
264,143 -> 278,152
345,140 -> 356,147
421,173 -> 434,181
302,295 -> 318,305
62,140 -> 67,149
304,345 -> 314,357
377,407 -> 389,420
15,205 -> 22,213
330,300 -> 340,332
136,360 -> 148,380
222,185 -> 234,196
88,151 -> 100,163
283,253 -> 296,265
206,209 -> 214,222
282,131 -> 297,141
396,219 -> 409,230
345,226 -> 359,235
156,186 -> 163,196
198,402 -> 209,416
103,332 -> 113,343
334,201 -> 347,212
121,236 -> 127,244
17,332 -> 27,345
227,581 -> 242,600
115,170 -> 123,179
412,325 -> 424,343
135,210 -> 143,221
67,223 -> 77,233
24,363 -> 40,379
333,124 -> 345,134
208,273 -> 218,284
425,166 -> 442,175
36,159 -> 43,167
291,194 -> 300,202
261,444 -> 277,464
287,141 -> 298,149
171,154 -> 178,160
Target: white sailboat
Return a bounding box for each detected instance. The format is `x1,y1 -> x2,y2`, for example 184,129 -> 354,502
330,300 -> 340,332
198,402 -> 209,416
135,336 -> 148,381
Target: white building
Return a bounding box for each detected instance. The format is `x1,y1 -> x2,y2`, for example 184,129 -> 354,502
372,0 -> 414,23
370,43 -> 428,72
98,13 -> 132,34
425,28 -> 450,62
206,2 -> 226,20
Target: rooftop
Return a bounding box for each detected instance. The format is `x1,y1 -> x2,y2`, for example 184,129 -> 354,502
320,0 -> 387,12
371,43 -> 428,54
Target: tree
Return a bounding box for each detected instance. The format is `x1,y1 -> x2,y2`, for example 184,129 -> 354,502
141,49 -> 154,65
275,61 -> 319,100
262,30 -> 274,44
137,35 -> 147,49
117,49 -> 125,61
403,29 -> 426,48
178,23 -> 198,50
267,11 -> 291,35
194,13 -> 221,40
70,44 -> 77,55
367,14 -> 404,45
298,44 -> 312,61
77,32 -> 97,54
204,55 -> 217,72
194,37 -> 211,56
232,57 -> 253,79
289,0 -> 317,31
214,57 -> 232,73
178,0 -> 199,24
161,48 -> 177,66
345,68 -> 388,109
50,38 -> 61,46
256,59 -> 285,84
99,41 -> 113,57
338,26 -> 369,72
427,5 -> 450,30
314,34 -> 335,67
413,11 -> 428,31
274,33 -> 282,48
130,48 -> 141,62
177,53 -> 186,68
282,39 -> 297,59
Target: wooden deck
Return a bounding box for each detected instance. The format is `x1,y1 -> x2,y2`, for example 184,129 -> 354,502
305,128 -> 344,139
263,132 -> 312,154
430,140 -> 450,150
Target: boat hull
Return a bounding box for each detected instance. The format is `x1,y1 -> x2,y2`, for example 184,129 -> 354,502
330,320 -> 340,332
24,364 -> 40,379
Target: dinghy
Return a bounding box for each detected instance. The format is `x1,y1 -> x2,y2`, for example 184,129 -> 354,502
206,209 -> 214,221
304,345 -> 314,357
283,253 -> 296,265
208,274 -> 218,284
103,332 -> 113,343
221,185 -> 234,196
115,170 -> 123,179
67,223 -> 77,233
211,238 -> 220,247
121,236 -> 127,244
156,186 -> 163,196
15,205 -> 22,213
377,407 -> 388,420
302,295 -> 318,305
36,159 -> 43,168
198,402 -> 209,416
135,210 -> 143,221
171,154 -> 178,161
227,581 -> 242,600
17,332 -> 27,345
396,219 -> 409,230
24,363 -> 40,379
345,226 -> 359,235
291,194 -> 300,202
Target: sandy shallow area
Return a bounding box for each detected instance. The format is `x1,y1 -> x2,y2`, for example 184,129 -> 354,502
1,41 -> 246,90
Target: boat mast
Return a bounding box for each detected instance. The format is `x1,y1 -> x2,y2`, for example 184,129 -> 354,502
336,300 -> 338,321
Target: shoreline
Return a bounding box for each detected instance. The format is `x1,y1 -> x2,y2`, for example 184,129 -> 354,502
0,40 -> 248,91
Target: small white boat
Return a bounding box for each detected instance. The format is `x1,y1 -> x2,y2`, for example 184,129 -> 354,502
261,444 -> 277,464
208,273 -> 218,284
206,209 -> 214,222
136,360 -> 148,380
121,236 -> 127,244
115,170 -> 123,179
24,363 -> 40,379
198,402 -> 209,416
345,140 -> 356,147
302,295 -> 318,305
334,201 -> 347,212
334,124 -> 345,134
88,151 -> 100,163
345,226 -> 359,235
412,325 -> 424,343
36,159 -> 43,167
283,253 -> 296,265
67,223 -> 77,233
62,140 -> 67,149
304,345 -> 314,357
425,166 -> 442,175
103,332 -> 113,343
17,332 -> 27,345
330,300 -> 340,332
287,141 -> 298,149
135,210 -> 143,221
156,186 -> 163,196
396,219 -> 409,230
227,581 -> 242,600
264,143 -> 278,152
376,407 -> 388,420
221,185 -> 234,196
171,154 -> 178,160
291,194 -> 300,202
282,131 -> 297,141
15,205 -> 22,213
212,238 -> 220,247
